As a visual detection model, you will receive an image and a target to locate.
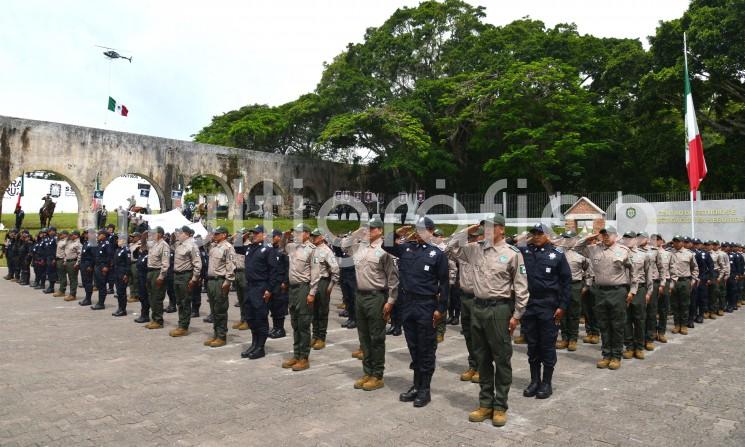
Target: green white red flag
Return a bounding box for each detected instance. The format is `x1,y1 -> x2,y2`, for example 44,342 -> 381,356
684,35 -> 706,200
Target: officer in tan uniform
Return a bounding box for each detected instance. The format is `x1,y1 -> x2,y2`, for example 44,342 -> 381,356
556,231 -> 590,351
309,228 -> 340,350
340,217 -> 399,391
145,227 -> 171,330
638,232 -> 665,351
203,226 -> 236,347
654,235 -> 672,342
622,232 -> 653,360
281,224 -> 319,371
52,231 -> 68,297
575,226 -> 632,371
169,226 -> 202,337
711,240 -> 730,316
62,231 -> 82,301
668,235 -> 699,335
448,214 -> 529,427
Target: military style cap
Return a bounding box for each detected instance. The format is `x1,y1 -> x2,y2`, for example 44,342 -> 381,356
97,229 -> 108,235
713,240 -> 720,245
154,226 -> 165,235
107,224 -> 116,229
637,231 -> 649,238
60,229 -> 69,235
561,231 -> 577,238
433,228 -> 443,237
48,226 -> 57,232
416,216 -> 435,230
693,238 -> 702,244
70,230 -> 80,236
294,223 -> 311,233
40,227 -> 48,233
271,229 -> 283,237
368,216 -> 384,229
213,226 -> 229,234
132,231 -> 141,237
683,236 -> 692,243
180,225 -> 194,235
529,223 -> 550,234
480,214 -> 506,227
622,231 -> 636,238
600,225 -> 618,234
310,228 -> 323,237
248,224 -> 264,234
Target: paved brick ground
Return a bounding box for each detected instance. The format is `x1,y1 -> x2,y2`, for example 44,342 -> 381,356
1,267 -> 744,446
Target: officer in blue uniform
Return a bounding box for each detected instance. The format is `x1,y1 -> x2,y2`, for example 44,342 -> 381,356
240,225 -> 280,360
113,237 -> 131,316
383,216 -> 449,408
269,229 -> 289,338
689,238 -> 711,327
333,239 -> 358,329
134,233 -> 151,323
520,224 -> 571,399
78,230 -> 96,306
32,229 -> 47,289
42,227 -> 58,294
92,229 -> 115,310
726,243 -> 743,312
106,224 -> 118,294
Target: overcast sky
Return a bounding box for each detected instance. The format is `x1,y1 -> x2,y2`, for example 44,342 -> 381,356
0,0 -> 690,141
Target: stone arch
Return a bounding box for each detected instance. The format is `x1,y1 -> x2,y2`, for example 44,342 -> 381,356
7,168 -> 85,228
100,172 -> 167,213
246,179 -> 285,217
184,173 -> 234,219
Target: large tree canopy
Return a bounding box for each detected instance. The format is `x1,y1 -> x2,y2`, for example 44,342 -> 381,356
195,0 -> 745,194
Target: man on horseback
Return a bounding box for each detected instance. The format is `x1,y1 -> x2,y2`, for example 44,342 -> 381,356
39,195 -> 56,228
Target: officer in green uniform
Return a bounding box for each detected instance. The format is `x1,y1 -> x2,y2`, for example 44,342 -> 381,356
203,226 -> 236,348
144,227 -> 171,329
309,228 -> 339,350
622,232 -> 652,360
556,231 -> 590,351
668,235 -> 699,335
170,226 -> 202,337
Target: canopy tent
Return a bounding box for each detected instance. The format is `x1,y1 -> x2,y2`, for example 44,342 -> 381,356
140,209 -> 208,238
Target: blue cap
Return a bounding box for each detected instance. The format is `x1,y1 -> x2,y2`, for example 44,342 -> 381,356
529,223 -> 550,234
415,216 -> 435,230
248,224 -> 264,234
271,229 -> 283,237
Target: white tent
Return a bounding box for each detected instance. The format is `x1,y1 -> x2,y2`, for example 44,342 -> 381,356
140,209 -> 208,238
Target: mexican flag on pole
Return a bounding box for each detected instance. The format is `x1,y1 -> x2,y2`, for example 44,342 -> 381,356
107,96 -> 129,116
684,37 -> 706,200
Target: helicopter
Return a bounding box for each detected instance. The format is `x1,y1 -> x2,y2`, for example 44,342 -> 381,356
96,45 -> 132,63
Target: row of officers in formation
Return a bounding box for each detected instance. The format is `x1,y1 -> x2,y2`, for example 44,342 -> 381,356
3,216 -> 745,428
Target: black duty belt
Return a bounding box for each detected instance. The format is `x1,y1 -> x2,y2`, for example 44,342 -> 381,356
208,276 -> 225,280
654,279 -> 661,283
148,268 -> 161,272
65,259 -> 77,262
473,298 -> 510,307
571,280 -> 582,284
175,270 -> 193,275
56,257 -> 64,261
235,268 -> 245,272
289,283 -> 307,289
358,289 -> 383,296
407,293 -> 435,300
596,285 -> 625,290
678,276 -> 692,281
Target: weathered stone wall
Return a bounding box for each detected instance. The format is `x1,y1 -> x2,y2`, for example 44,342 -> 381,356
0,115 -> 349,228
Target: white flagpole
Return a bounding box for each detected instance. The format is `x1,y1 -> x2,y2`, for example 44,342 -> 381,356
684,32 -> 695,237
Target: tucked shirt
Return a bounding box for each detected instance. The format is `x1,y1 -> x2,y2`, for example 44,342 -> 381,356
714,250 -> 730,280
521,243 -> 572,312
447,231 -> 528,320
55,238 -> 67,259
342,235 -> 399,304
147,239 -> 171,280
286,241 -> 318,288
575,238 -> 631,287
629,248 -> 653,295
383,237 -> 449,314
310,243 -> 340,295
174,237 -> 202,281
565,249 -> 590,283
658,248 -> 671,281
207,239 -> 236,282
64,239 -> 81,261
244,242 -> 280,294
668,247 -> 699,283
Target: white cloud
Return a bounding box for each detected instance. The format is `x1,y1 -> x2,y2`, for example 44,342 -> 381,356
0,0 -> 689,141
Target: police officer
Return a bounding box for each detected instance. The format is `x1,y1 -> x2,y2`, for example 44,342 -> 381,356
333,237 -> 358,329
310,228 -> 340,350
725,243 -> 739,312
654,235 -> 672,343
638,233 -> 664,351
668,235 -> 699,334
192,235 -> 209,318
91,229 -> 114,310
203,226 -> 236,348
52,230 -> 68,297
61,230 -> 81,301
268,229 -> 289,338
232,229 -> 250,331
32,229 -> 47,289
134,232 -> 151,324
145,227 -> 171,329
113,235 -> 131,316
281,224 -> 318,371
170,226 -> 202,337
622,232 -> 652,361
384,216 -> 448,408
556,231 -> 590,351
519,223 -> 571,399
340,217 -> 399,391
692,238 -> 714,324
18,230 -> 33,286
106,223 -> 117,294
711,241 -> 730,316
2,229 -> 18,281
128,232 -> 142,303
575,226 -> 632,371
240,225 -> 280,360
76,230 -> 96,306
42,227 -> 58,294
448,214 -> 528,426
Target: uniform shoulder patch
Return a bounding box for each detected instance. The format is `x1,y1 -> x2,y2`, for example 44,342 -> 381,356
508,245 -> 520,253
554,247 -> 564,254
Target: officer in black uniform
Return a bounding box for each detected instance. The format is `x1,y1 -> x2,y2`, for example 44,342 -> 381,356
269,229 -> 289,338
42,227 -> 58,294
106,224 -> 118,293
333,239 -> 358,329
113,237 -> 131,316
3,229 -> 18,281
689,238 -> 711,326
240,225 -> 280,360
134,231 -> 150,323
78,230 -> 96,306
18,230 -> 33,285
91,229 -> 114,310
33,228 -> 48,289
520,223 -> 571,400
383,216 -> 449,408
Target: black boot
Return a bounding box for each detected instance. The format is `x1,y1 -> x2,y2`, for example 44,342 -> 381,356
270,327 -> 286,339
165,304 -> 177,313
687,320 -> 695,328
399,371 -> 420,402
78,297 -> 92,306
91,302 -> 105,310
241,333 -> 259,358
391,325 -> 402,336
134,314 -> 150,323
523,364 -> 542,397
43,282 -> 55,293
536,366 -> 553,399
385,325 -> 394,335
247,335 -> 266,359
346,319 -> 357,329
338,310 -> 349,318
451,315 -> 460,326
695,314 -> 704,324
203,313 -> 214,323
112,308 -> 127,317
413,373 -> 432,407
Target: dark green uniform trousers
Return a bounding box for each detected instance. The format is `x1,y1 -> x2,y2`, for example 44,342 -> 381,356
129,263 -> 140,297
460,293 -> 477,370
65,260 -> 78,296
234,270 -> 246,322
57,259 -> 67,292
645,281 -> 660,342
174,271 -> 192,329
708,280 -> 720,312
624,285 -> 646,351
290,282 -> 312,359
560,282 -> 583,341
208,277 -> 229,339
147,270 -> 167,324
471,300 -> 512,411
582,287 -> 599,335
312,278 -> 331,341
355,290 -> 387,378
593,286 -> 627,360
657,280 -> 670,335
670,278 -> 692,327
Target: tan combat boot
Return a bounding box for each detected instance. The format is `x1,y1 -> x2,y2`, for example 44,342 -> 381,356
203,337 -> 216,346
622,349 -> 634,360
312,339 -> 326,350
145,321 -> 163,329
468,407 -> 493,422
53,291 -> 64,297
128,296 -> 139,303
362,377 -> 384,391
717,310 -> 724,316
657,334 -> 668,343
634,350 -> 645,360
460,369 -> 476,382
209,338 -> 226,348
169,327 -> 188,337
492,410 -> 508,427
470,372 -> 480,383
513,335 -> 526,344
596,358 -> 611,369
567,340 -> 577,351
555,340 -> 569,350
582,334 -> 594,343
351,349 -> 364,360
354,375 -> 371,389
608,359 -> 621,370
679,326 -> 688,335
64,295 -> 76,301
709,312 -> 717,320
281,357 -> 299,369
292,358 -> 310,371
671,325 -> 680,334
644,341 -> 655,351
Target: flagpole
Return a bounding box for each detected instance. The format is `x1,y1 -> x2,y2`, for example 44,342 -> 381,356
684,32 -> 695,237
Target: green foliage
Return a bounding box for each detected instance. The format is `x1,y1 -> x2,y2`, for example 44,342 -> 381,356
194,0 -> 745,195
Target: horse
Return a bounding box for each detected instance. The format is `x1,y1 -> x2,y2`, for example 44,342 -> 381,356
129,205 -> 148,214
39,197 -> 56,228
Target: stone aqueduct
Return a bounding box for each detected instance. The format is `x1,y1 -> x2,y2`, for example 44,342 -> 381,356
0,115 -> 351,228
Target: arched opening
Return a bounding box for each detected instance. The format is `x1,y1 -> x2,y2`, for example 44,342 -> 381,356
185,175 -> 232,222
2,170 -> 82,230
100,173 -> 164,231
246,180 -> 284,218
